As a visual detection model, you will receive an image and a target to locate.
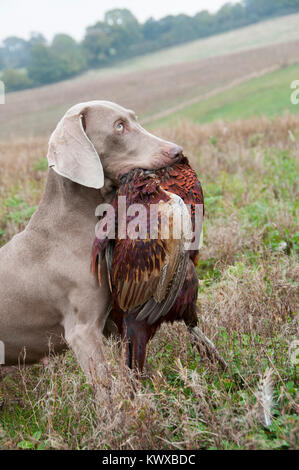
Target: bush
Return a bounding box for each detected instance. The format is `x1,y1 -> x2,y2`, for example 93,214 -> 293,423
1,68 -> 33,92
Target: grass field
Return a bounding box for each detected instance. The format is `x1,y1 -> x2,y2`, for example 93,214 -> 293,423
151,64 -> 299,127
0,12 -> 298,450
0,115 -> 298,449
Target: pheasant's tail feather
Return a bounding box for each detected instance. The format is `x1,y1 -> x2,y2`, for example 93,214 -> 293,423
98,259 -> 102,286
255,367 -> 274,427
91,241 -> 102,285
136,252 -> 188,324
91,245 -> 98,277
190,326 -> 228,370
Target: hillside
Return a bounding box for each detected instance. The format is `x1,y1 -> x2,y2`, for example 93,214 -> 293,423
149,63 -> 299,127
1,13 -> 299,138
112,12 -> 299,72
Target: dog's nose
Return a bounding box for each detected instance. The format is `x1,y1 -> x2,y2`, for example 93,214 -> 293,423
169,145 -> 183,160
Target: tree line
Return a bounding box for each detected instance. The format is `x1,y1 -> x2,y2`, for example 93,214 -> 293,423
1,0 -> 299,92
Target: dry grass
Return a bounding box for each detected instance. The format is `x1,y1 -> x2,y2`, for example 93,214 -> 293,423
0,115 -> 298,449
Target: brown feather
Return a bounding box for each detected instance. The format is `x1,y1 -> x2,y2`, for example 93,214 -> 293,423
91,157 -> 204,371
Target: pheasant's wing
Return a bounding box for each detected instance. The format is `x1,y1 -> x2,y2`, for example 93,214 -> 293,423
91,211 -> 116,287
135,250 -> 188,325
112,194 -> 192,324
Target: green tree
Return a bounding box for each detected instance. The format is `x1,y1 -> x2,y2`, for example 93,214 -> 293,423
104,9 -> 141,57
194,10 -> 215,37
28,32 -> 47,48
82,22 -> 113,67
104,8 -> 140,35
0,49 -> 5,70
2,36 -> 30,69
160,15 -> 198,46
142,17 -> 160,41
244,0 -> 299,18
28,44 -> 68,85
215,3 -> 247,32
1,68 -> 33,92
51,34 -> 86,75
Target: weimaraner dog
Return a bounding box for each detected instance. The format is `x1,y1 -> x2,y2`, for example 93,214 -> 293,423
0,101 -> 183,383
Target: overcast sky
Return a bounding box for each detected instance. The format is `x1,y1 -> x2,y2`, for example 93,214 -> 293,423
0,0 -> 240,43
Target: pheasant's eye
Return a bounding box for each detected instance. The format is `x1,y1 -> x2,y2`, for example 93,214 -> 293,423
115,122 -> 125,134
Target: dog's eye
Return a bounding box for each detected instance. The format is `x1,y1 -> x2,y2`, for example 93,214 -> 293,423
115,122 -> 125,134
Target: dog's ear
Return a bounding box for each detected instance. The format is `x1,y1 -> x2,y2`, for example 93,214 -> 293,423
47,103 -> 104,189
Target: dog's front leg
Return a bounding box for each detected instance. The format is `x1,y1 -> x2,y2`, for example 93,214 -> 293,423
65,321 -> 105,379
63,308 -> 110,399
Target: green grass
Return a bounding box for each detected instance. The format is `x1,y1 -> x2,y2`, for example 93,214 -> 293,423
152,64 -> 299,126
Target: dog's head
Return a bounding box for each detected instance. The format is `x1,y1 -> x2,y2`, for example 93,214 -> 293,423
47,101 -> 182,189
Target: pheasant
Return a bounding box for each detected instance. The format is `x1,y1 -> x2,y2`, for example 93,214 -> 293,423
92,157 -> 227,371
